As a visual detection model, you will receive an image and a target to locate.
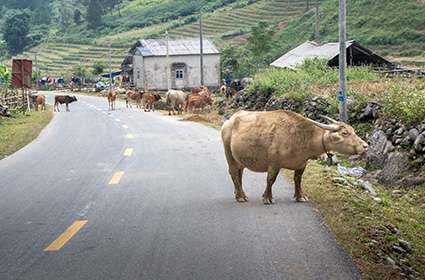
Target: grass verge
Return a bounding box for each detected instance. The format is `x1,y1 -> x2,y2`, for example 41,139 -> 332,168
0,109 -> 53,159
284,161 -> 425,280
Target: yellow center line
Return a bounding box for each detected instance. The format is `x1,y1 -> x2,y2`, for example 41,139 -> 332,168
126,133 -> 134,139
44,220 -> 88,252
124,148 -> 133,157
122,124 -> 129,129
109,171 -> 125,185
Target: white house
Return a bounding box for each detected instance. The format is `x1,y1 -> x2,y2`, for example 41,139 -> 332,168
122,38 -> 221,90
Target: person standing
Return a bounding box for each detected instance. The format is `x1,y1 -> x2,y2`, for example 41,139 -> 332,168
224,69 -> 233,98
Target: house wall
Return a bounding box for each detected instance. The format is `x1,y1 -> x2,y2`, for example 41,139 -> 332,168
133,54 -> 220,90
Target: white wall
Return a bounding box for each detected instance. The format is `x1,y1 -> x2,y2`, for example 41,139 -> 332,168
133,54 -> 220,90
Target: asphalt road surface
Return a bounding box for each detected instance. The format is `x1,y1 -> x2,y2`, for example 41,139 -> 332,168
0,92 -> 362,280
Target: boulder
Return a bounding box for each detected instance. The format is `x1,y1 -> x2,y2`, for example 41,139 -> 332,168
366,130 -> 392,169
413,134 -> 425,152
408,128 -> 419,141
379,152 -> 411,185
359,102 -> 381,121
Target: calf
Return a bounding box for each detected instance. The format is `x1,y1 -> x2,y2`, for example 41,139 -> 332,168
108,89 -> 117,111
35,95 -> 46,111
54,95 -> 77,112
186,94 -> 213,113
125,90 -> 142,109
142,92 -> 161,112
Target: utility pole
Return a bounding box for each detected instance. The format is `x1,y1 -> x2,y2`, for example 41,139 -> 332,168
199,9 -> 204,86
315,5 -> 320,44
35,54 -> 39,90
166,31 -> 170,90
338,0 -> 348,122
109,43 -> 113,89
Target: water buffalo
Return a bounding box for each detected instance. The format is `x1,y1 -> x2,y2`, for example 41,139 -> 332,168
221,110 -> 368,204
166,89 -> 189,115
54,95 -> 77,112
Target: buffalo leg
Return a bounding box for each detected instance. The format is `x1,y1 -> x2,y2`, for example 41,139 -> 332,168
229,166 -> 246,202
66,103 -> 69,112
294,167 -> 308,202
263,167 -> 280,205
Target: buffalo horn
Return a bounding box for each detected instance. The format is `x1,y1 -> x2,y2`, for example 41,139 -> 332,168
308,119 -> 339,131
320,115 -> 338,124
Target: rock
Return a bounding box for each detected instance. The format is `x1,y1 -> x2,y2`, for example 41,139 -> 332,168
366,130 -> 391,169
399,239 -> 412,253
386,256 -> 396,266
359,102 -> 381,121
409,128 -> 419,141
373,197 -> 382,203
358,179 -> 378,196
386,224 -> 400,234
393,245 -> 407,254
413,134 -> 425,152
397,175 -> 425,186
392,190 -> 403,196
394,138 -> 402,145
332,177 -> 349,186
400,136 -> 412,147
379,152 -> 411,186
395,127 -> 405,135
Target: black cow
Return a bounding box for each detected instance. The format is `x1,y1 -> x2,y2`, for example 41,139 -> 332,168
54,95 -> 77,112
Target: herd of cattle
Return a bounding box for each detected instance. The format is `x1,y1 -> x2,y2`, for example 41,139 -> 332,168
105,85 -> 214,115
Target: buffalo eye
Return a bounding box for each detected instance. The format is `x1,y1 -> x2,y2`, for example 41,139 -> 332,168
341,131 -> 350,137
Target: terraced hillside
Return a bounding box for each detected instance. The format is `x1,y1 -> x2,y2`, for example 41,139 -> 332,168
6,43 -> 127,78
170,0 -> 320,43
4,0 -> 320,77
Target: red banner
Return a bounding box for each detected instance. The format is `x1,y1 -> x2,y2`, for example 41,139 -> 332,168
12,59 -> 32,89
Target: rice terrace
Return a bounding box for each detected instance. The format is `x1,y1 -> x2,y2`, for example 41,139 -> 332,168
0,0 -> 424,279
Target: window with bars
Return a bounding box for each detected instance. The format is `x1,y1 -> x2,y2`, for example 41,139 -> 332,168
175,68 -> 184,79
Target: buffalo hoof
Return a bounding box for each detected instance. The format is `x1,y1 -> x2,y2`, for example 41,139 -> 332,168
295,195 -> 309,202
235,195 -> 248,203
262,196 -> 273,205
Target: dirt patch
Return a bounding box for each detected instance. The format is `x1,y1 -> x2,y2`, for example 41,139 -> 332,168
179,112 -> 224,129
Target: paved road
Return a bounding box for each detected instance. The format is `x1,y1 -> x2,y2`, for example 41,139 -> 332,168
0,92 -> 362,280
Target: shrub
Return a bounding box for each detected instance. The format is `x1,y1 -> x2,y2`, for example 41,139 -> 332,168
383,81 -> 425,126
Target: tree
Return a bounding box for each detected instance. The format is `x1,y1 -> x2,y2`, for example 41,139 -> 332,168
92,61 -> 105,75
0,64 -> 11,86
32,1 -> 51,25
74,9 -> 83,24
3,10 -> 30,55
247,21 -> 274,67
86,0 -> 102,29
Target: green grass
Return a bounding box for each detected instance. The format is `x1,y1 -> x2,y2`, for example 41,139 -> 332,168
0,109 -> 53,159
284,162 -> 425,279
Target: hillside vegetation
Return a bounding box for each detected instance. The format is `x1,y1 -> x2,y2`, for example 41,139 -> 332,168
2,0 -> 425,77
269,0 -> 425,65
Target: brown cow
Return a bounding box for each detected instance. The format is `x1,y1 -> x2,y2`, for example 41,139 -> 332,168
186,94 -> 213,113
191,85 -> 210,95
185,87 -> 212,111
108,89 -> 117,111
125,90 -> 142,109
35,95 -> 46,111
54,95 -> 77,112
142,92 -> 161,112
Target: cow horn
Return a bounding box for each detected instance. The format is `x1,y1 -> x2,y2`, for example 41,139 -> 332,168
320,115 -> 338,124
308,119 -> 340,131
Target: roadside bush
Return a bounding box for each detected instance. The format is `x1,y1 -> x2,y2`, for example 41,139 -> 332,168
247,59 -> 379,100
383,81 -> 425,126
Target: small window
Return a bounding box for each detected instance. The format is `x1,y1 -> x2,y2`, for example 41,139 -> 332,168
175,68 -> 184,79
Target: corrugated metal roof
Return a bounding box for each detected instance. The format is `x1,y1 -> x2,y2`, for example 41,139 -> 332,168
135,39 -> 220,57
270,41 -> 354,69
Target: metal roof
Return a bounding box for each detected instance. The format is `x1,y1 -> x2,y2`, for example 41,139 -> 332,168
135,39 -> 220,57
270,41 -> 355,69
